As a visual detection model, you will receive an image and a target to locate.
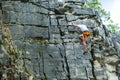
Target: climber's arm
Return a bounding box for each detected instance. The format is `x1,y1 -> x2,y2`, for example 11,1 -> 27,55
71,22 -> 77,27
71,22 -> 81,33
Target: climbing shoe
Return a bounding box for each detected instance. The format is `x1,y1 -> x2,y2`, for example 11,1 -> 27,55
83,51 -> 88,55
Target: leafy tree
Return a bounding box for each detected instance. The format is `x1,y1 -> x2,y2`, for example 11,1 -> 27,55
84,0 -> 119,32
107,20 -> 119,33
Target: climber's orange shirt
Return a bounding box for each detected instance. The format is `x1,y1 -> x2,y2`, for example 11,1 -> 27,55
80,31 -> 90,39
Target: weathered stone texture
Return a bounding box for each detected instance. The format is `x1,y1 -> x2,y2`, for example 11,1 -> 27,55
0,0 -> 120,80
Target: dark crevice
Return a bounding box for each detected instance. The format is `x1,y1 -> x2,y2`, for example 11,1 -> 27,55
60,31 -> 65,37
0,3 -> 2,10
56,16 -> 60,26
20,0 -> 29,3
48,13 -> 51,40
29,2 -> 55,12
102,24 -> 109,37
58,46 -> 64,58
57,21 -> 67,79
38,51 -> 42,80
59,26 -> 65,36
42,46 -> 47,80
58,12 -> 71,79
21,24 -> 48,28
43,73 -> 47,80
90,44 -> 97,80
0,70 -> 2,80
85,67 -> 89,79
5,22 -> 49,28
48,26 -> 51,41
61,41 -> 71,80
57,24 -> 69,79
64,56 -> 71,80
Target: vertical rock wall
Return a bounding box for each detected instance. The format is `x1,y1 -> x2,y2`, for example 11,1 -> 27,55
0,0 -> 120,80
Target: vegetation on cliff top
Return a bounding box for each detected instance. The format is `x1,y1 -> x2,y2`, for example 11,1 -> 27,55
84,0 -> 119,32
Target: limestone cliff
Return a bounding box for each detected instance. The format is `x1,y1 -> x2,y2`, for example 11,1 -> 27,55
0,0 -> 120,80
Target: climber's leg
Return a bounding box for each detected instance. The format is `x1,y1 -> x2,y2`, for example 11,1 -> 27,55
79,34 -> 88,54
82,39 -> 88,54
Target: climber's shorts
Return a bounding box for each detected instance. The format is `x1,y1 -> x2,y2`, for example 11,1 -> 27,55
80,31 -> 90,39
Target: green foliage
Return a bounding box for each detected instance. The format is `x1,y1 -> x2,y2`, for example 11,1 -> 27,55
107,20 -> 119,33
84,0 -> 119,32
84,0 -> 101,9
84,0 -> 109,18
0,39 -> 3,44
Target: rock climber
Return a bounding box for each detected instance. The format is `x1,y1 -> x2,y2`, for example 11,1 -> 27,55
72,22 -> 91,54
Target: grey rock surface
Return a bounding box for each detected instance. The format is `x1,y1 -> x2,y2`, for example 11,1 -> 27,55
0,0 -> 120,80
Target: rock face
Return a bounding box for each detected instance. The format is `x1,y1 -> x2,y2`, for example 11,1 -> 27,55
0,0 -> 120,80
